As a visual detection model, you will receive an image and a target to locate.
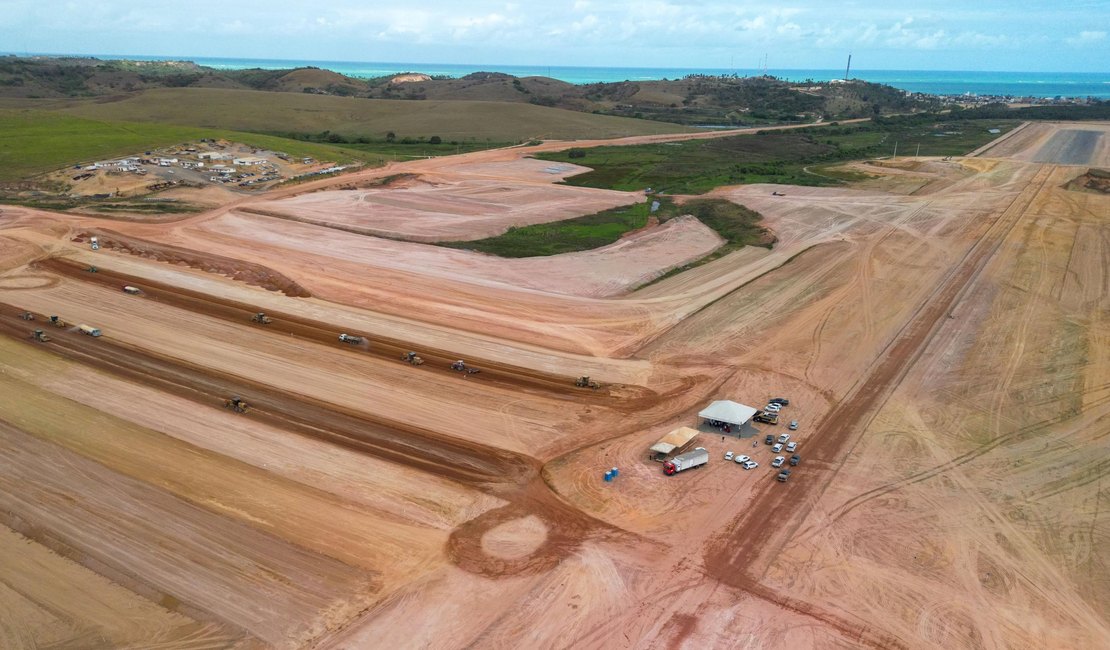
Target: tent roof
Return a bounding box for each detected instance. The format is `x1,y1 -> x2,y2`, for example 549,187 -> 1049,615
697,400 -> 757,425
649,426 -> 700,455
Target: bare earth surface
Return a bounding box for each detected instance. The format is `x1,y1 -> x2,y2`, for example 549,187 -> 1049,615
0,120 -> 1106,649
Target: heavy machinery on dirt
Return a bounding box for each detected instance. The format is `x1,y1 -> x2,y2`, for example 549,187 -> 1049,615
224,396 -> 249,413
451,360 -> 480,374
19,311 -> 34,321
575,376 -> 601,390
90,236 -> 100,250
663,447 -> 709,475
31,329 -> 50,342
85,266 -> 98,273
78,324 -> 102,337
49,316 -> 66,328
401,351 -> 425,365
123,285 -> 142,295
251,312 -> 273,325
338,333 -> 364,345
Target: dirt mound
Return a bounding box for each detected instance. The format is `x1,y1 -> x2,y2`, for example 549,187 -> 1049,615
1063,168 -> 1110,194
72,230 -> 311,297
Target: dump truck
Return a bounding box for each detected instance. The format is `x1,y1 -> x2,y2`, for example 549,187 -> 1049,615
250,312 -> 273,324
32,329 -> 50,342
663,447 -> 709,475
78,324 -> 102,337
338,333 -> 364,345
224,396 -> 249,413
122,285 -> 141,295
401,351 -> 425,365
49,315 -> 66,328
19,311 -> 34,321
575,376 -> 601,390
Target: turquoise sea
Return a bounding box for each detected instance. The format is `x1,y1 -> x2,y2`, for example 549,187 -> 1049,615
23,54 -> 1110,98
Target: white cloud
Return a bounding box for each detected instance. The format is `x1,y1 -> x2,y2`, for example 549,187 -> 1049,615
1066,30 -> 1106,45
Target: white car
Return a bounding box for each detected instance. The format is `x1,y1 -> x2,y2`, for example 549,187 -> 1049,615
786,441 -> 798,452
772,443 -> 783,453
724,451 -> 734,461
733,454 -> 751,464
764,403 -> 782,412
741,460 -> 759,470
789,420 -> 799,430
771,456 -> 786,468
778,433 -> 791,444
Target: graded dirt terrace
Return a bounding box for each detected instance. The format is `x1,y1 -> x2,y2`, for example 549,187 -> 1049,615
0,120 -> 1106,648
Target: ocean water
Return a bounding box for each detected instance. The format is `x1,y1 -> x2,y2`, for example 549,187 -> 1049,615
26,53 -> 1110,98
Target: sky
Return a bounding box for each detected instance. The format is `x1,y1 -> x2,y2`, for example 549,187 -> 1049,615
1,0 -> 1107,72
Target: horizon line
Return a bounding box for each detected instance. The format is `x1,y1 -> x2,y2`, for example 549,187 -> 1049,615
4,51 -> 1106,77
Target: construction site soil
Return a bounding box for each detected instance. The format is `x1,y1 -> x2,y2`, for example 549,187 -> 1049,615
0,120 -> 1107,648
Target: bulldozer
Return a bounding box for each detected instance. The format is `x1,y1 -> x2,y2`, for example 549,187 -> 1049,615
224,396 -> 249,413
19,311 -> 34,321
401,351 -> 425,366
49,315 -> 66,328
575,376 -> 601,390
250,312 -> 273,325
31,329 -> 50,342
338,333 -> 364,345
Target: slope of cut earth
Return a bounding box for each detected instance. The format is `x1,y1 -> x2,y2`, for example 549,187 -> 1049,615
196,210 -> 725,298
245,176 -> 640,242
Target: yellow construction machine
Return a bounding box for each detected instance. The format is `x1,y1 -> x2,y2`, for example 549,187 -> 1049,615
224,396 -> 249,413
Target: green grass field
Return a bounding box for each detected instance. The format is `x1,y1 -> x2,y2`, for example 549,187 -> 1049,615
538,119 -> 1019,194
0,109 -> 364,182
442,197 -> 768,259
442,200 -> 660,257
26,88 -> 696,143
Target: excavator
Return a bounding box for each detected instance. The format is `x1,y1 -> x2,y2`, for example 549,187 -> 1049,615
224,396 -> 249,413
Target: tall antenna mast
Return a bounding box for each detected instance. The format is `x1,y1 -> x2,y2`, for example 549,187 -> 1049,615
845,53 -> 852,81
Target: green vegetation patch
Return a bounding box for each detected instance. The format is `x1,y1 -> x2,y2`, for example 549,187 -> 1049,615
443,199 -> 670,257
537,117 -> 1021,194
0,108 -> 362,182
441,196 -> 769,261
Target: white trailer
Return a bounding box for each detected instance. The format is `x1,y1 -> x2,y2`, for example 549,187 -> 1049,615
663,447 -> 709,475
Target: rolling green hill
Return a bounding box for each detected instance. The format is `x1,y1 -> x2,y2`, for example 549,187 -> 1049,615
35,88 -> 698,142
0,108 -> 362,182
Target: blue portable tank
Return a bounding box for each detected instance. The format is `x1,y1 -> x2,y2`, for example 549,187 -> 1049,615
604,470 -> 613,482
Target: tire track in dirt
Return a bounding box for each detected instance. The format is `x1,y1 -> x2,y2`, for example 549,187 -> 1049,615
0,306 -> 627,580
35,257 -> 653,409
700,165 -> 1056,646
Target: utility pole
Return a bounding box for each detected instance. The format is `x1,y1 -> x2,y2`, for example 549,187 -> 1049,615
915,143 -> 921,160
892,142 -> 898,161
845,53 -> 852,81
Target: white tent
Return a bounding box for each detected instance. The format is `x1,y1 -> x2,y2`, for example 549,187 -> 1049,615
698,400 -> 757,426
